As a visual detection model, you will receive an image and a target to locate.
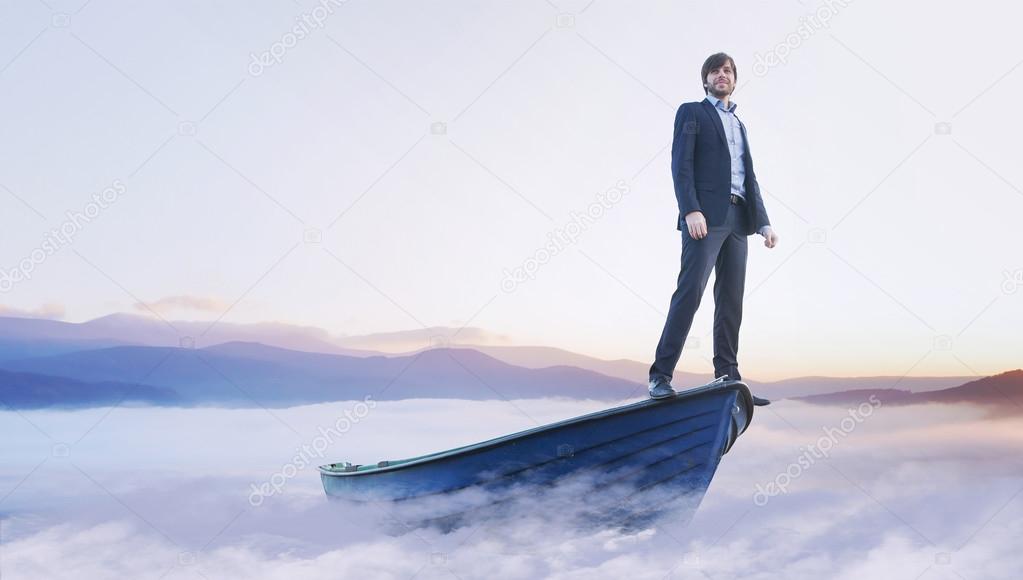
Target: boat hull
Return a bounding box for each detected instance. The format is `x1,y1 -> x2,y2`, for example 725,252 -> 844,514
320,380 -> 754,528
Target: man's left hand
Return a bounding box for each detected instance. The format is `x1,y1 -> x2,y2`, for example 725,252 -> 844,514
761,226 -> 778,249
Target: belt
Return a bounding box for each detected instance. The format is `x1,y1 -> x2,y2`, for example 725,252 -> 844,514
729,194 -> 746,205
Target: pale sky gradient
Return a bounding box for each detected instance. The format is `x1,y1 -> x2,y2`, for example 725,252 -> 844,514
1,0 -> 1021,380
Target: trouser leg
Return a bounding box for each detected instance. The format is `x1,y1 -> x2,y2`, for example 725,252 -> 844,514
712,204 -> 749,380
649,226 -> 727,382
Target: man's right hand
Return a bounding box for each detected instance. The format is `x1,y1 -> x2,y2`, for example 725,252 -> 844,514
685,211 -> 707,240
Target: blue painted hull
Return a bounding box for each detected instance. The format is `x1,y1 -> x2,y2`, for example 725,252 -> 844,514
320,380 -> 756,528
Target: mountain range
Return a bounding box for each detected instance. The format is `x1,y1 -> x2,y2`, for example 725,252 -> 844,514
792,370 -> 1023,415
0,313 -> 1015,410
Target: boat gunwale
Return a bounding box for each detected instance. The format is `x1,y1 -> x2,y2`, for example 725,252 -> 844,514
319,380 -> 753,477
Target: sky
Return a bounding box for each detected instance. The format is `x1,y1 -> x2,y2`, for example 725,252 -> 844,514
2,398 -> 1021,578
1,0 -> 1021,380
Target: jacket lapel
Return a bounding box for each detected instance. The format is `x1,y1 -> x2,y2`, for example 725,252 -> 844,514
702,98 -> 727,147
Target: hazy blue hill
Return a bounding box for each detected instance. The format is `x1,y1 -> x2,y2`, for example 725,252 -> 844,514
792,370 -> 1023,414
0,315 -> 981,400
0,368 -> 179,409
921,369 -> 1023,408
0,314 -> 378,357
749,375 -> 976,399
789,388 -> 917,406
0,338 -> 129,362
2,312 -> 1014,410
0,342 -> 640,407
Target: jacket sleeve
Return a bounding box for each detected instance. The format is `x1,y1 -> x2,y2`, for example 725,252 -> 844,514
671,103 -> 701,218
741,120 -> 771,231
751,179 -> 771,233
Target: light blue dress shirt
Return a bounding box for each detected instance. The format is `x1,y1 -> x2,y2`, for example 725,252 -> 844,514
705,93 -> 771,237
705,93 -> 746,199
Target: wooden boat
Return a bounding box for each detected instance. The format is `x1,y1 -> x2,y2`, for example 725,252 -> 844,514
319,378 -> 761,529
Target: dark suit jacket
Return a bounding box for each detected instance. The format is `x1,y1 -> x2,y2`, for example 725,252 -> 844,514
671,97 -> 770,235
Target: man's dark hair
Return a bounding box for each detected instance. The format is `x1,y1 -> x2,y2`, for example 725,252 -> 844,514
701,52 -> 737,94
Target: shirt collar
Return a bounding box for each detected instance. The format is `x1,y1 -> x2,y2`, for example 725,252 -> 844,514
705,93 -> 736,113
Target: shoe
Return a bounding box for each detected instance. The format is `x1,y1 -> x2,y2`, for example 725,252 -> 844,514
648,377 -> 676,399
715,373 -> 770,406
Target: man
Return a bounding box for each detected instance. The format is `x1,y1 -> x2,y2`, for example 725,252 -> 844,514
648,52 -> 778,401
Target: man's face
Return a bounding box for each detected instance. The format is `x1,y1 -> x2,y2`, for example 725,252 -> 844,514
706,61 -> 735,97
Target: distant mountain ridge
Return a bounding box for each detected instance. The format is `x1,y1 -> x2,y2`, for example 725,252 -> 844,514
0,313 -> 1014,410
0,341 -> 643,407
0,314 -> 979,393
0,314 -> 380,359
793,370 -> 1023,414
0,368 -> 179,409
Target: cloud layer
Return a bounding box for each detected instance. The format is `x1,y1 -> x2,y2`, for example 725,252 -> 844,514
1,399 -> 1021,579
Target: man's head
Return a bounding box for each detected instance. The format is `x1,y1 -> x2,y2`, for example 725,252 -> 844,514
701,52 -> 737,97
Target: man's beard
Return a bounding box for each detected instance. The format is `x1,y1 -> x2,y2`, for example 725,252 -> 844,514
708,84 -> 732,98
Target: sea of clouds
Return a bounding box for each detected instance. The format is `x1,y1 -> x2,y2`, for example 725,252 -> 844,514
1,397 -> 1021,579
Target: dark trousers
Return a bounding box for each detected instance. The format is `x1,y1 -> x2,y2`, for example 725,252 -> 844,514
650,200 -> 748,383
